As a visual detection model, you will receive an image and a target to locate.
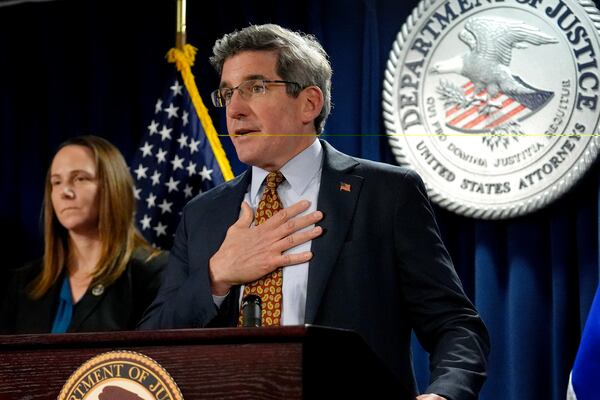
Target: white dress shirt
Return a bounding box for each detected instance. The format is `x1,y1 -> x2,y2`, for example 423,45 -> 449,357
214,139 -> 323,325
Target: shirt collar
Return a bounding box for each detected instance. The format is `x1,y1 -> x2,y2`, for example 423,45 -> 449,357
250,139 -> 323,201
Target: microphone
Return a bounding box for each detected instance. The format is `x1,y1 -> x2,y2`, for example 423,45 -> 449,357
241,294 -> 262,327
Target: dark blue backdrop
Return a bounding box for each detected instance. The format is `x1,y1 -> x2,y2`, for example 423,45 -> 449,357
0,1 -> 598,399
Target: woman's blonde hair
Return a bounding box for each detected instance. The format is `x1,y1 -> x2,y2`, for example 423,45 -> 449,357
29,135 -> 153,299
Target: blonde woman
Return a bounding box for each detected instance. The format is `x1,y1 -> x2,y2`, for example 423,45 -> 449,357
0,135 -> 166,333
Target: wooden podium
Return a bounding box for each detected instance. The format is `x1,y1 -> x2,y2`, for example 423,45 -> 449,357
0,325 -> 409,399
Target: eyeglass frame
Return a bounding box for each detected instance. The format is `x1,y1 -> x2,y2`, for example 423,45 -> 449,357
210,79 -> 302,108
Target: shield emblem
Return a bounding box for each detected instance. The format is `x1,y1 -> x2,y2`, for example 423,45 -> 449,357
443,80 -> 553,133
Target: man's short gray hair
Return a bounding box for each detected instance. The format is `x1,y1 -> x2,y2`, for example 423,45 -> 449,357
210,24 -> 332,134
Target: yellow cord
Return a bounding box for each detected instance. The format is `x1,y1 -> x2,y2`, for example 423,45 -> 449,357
167,45 -> 234,181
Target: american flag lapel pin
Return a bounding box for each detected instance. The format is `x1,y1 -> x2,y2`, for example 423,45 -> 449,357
339,182 -> 351,192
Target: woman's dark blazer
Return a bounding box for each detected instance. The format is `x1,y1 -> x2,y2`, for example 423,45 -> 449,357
0,248 -> 167,334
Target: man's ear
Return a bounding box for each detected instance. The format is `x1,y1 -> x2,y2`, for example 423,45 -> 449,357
300,86 -> 324,126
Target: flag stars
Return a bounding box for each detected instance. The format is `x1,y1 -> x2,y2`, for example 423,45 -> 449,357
186,161 -> 197,177
146,193 -> 157,208
159,126 -> 172,141
156,148 -> 167,164
165,177 -> 180,193
153,222 -> 168,237
164,103 -> 179,119
171,155 -> 184,171
189,138 -> 200,154
148,120 -> 159,135
184,184 -> 194,198
199,165 -> 213,181
134,164 -> 148,180
154,99 -> 163,114
150,170 -> 161,186
158,199 -> 173,214
177,134 -> 188,149
170,80 -> 183,96
140,142 -> 154,157
140,214 -> 152,230
135,81 -> 226,250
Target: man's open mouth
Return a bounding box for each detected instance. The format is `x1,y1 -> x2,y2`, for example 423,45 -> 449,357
234,129 -> 259,136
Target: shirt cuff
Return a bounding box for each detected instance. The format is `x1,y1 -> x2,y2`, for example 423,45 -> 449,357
212,292 -> 229,308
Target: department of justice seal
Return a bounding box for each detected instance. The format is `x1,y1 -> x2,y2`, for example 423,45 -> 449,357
58,351 -> 183,400
383,0 -> 600,218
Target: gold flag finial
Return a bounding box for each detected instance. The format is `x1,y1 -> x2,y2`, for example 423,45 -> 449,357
176,0 -> 186,49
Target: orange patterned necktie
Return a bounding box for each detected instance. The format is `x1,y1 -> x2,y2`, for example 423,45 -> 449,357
238,171 -> 285,326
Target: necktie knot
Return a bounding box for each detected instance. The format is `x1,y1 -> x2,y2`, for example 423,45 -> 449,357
255,171 -> 285,226
265,171 -> 284,189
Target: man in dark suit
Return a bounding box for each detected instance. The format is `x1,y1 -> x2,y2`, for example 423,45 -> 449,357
140,23 -> 489,400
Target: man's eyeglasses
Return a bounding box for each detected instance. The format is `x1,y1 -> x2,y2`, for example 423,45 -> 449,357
211,79 -> 301,108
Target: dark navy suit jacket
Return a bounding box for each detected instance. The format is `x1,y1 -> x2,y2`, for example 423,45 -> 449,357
139,140 -> 489,400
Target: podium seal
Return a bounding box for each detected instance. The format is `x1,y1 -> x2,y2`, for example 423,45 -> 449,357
58,351 -> 183,400
383,0 -> 600,218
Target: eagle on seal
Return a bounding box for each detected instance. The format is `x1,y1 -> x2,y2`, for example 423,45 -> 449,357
430,16 -> 558,114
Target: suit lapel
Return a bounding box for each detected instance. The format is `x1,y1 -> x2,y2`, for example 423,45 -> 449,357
69,284 -> 106,331
305,141 -> 363,323
202,170 -> 252,260
202,170 -> 251,326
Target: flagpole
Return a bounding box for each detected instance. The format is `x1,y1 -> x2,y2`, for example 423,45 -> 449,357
176,0 -> 186,49
168,0 -> 235,182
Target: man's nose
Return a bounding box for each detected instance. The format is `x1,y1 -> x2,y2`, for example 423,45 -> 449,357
226,90 -> 249,120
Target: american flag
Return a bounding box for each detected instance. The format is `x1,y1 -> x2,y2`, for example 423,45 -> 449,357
131,66 -> 230,249
339,182 -> 352,192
